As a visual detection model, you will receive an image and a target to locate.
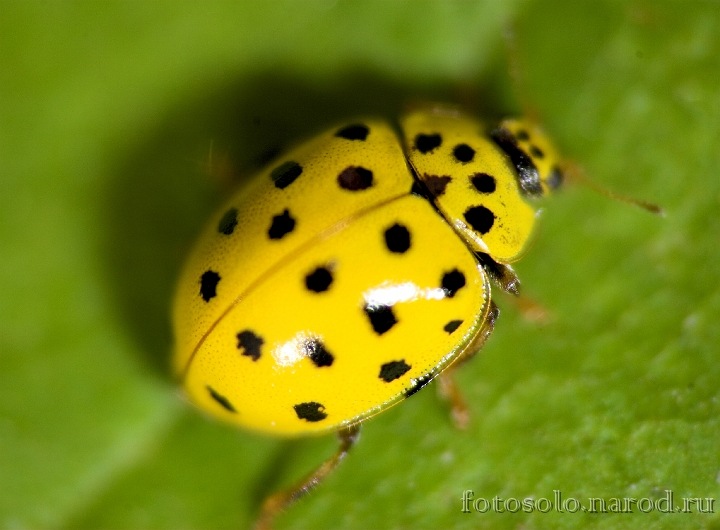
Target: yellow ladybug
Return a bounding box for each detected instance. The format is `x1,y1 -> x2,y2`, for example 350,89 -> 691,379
172,104 -> 564,527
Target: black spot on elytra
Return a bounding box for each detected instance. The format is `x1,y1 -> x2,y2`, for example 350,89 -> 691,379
364,304 -> 398,335
490,127 -> 542,196
338,166 -> 373,191
237,330 -> 264,361
335,124 -> 369,141
217,208 -> 238,235
384,223 -> 411,254
414,133 -> 442,153
199,270 -> 220,302
379,360 -> 411,382
207,386 -> 236,413
304,338 -> 334,367
464,205 -> 495,234
294,402 -> 327,422
271,161 -> 303,189
516,129 -> 530,141
404,373 -> 433,398
453,143 -> 475,163
441,269 -> 466,298
305,266 -> 333,293
470,173 -> 496,194
268,209 -> 296,239
444,320 -> 463,334
530,145 -> 544,159
423,175 -> 452,196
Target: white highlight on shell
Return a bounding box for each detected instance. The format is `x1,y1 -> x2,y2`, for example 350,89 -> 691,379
363,281 -> 446,309
273,331 -> 316,367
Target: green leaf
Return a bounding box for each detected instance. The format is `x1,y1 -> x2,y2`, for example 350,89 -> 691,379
2,1 -> 719,529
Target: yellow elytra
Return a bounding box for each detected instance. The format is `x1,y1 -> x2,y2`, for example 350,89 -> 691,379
172,104 -> 563,525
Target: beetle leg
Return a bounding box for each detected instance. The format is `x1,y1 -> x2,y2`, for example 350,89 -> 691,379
437,302 -> 498,429
254,424 -> 361,530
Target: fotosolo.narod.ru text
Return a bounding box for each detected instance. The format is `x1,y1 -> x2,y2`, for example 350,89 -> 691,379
461,489 -> 715,514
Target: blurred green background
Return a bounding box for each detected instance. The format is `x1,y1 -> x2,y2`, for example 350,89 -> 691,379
2,1 -> 719,529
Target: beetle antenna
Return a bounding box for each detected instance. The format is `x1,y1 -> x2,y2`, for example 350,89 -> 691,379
562,161 -> 664,215
503,21 -> 662,216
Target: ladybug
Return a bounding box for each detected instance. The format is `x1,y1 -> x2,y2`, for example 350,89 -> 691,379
172,104 -> 564,527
